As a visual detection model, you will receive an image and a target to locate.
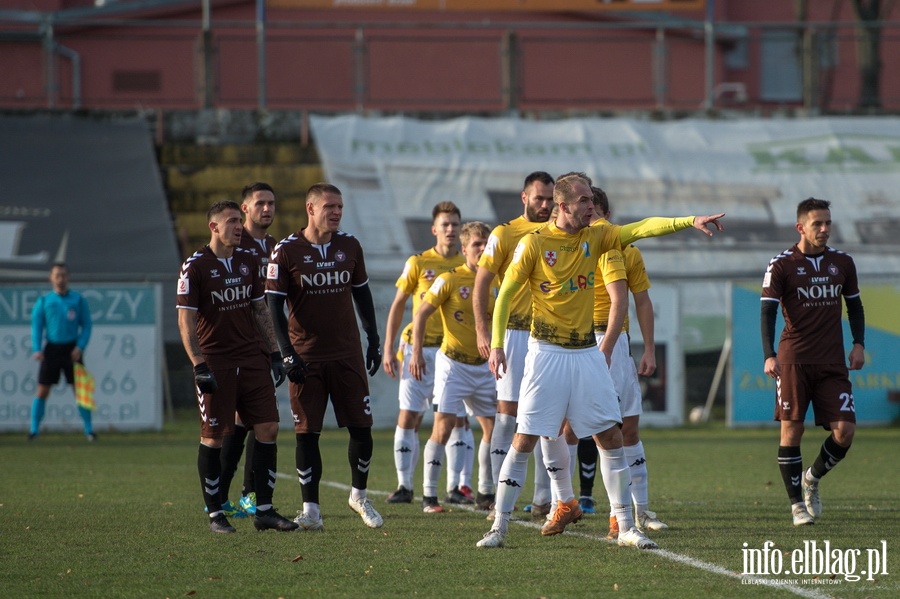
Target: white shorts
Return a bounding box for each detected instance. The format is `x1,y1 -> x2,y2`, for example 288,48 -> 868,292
595,332 -> 643,418
398,343 -> 437,413
496,328 -> 529,403
517,338 -> 621,439
432,350 -> 498,419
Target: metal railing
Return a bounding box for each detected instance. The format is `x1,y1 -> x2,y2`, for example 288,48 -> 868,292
1,11 -> 899,114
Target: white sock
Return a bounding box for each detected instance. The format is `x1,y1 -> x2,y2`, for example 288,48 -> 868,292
532,438 -> 552,506
422,439 -> 445,499
446,426 -> 466,491
568,440 -> 578,479
541,435 -> 574,504
350,487 -> 366,502
599,446 -> 634,531
625,441 -> 649,513
478,436 -> 493,494
303,502 -> 321,520
460,426 -> 475,489
394,427 -> 417,490
491,413 -> 516,490
496,446 -> 529,514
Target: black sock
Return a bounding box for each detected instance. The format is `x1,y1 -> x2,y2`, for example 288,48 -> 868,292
219,424 -> 248,502
577,437 -> 597,497
198,443 -> 223,515
777,445 -> 803,505
296,433 -> 322,504
241,429 -> 256,496
348,426 -> 373,491
810,434 -> 850,480
252,439 -> 277,510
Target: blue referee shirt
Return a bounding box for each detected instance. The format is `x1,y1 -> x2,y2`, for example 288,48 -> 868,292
31,290 -> 93,353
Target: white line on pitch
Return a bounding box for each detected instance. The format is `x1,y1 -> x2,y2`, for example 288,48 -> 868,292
276,474 -> 834,599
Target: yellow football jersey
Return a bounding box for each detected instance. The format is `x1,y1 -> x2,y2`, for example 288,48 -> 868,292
478,216 -> 546,330
423,265 -> 498,365
593,244 -> 651,332
506,221 -> 630,348
397,247 -> 465,347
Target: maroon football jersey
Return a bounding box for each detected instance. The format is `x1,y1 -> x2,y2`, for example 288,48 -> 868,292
176,245 -> 268,362
761,245 -> 860,365
239,229 -> 277,281
266,230 -> 369,361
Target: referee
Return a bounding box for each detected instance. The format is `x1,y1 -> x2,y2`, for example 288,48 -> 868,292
29,262 -> 94,441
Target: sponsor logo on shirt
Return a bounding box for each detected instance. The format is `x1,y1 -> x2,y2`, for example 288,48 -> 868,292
210,269 -> 221,278
300,270 -> 352,289
224,277 -> 243,286
211,284 -> 253,304
303,255 -> 313,263
317,261 -> 335,269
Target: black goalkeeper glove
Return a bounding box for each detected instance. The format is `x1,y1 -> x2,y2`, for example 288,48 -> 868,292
193,362 -> 218,394
282,350 -> 307,384
270,352 -> 287,388
365,336 -> 382,376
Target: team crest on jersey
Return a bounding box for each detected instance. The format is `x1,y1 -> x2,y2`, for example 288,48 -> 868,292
177,278 -> 189,295
544,250 -> 557,267
459,286 -> 470,299
335,251 -> 346,263
828,264 -> 839,275
424,269 -> 436,281
239,263 -> 250,276
266,263 -> 278,279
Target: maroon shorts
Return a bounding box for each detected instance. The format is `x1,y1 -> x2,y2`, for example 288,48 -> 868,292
289,355 -> 373,433
197,354 -> 279,439
774,363 -> 856,429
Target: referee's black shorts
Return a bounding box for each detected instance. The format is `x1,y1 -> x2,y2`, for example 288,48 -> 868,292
38,342 -> 78,386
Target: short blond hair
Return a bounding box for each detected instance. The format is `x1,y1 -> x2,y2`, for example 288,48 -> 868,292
460,221 -> 490,245
554,171 -> 592,205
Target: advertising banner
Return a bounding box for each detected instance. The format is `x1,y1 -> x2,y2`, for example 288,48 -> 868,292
0,283 -> 164,432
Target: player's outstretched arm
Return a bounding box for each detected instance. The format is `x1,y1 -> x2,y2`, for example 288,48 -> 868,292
692,213 -> 726,237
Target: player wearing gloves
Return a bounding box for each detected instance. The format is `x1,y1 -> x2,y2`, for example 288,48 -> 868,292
177,200 -> 295,534
267,183 -> 384,531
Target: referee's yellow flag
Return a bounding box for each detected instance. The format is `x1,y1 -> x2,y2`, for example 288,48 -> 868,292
74,363 -> 96,411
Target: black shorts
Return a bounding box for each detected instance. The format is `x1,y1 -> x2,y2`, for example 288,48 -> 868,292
290,355 -> 373,433
38,342 -> 78,386
774,363 -> 857,430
